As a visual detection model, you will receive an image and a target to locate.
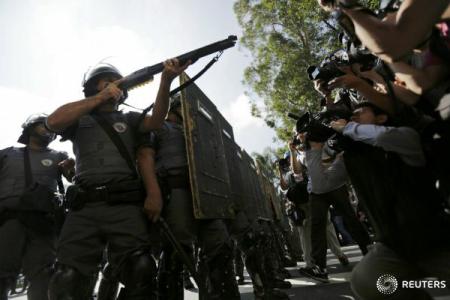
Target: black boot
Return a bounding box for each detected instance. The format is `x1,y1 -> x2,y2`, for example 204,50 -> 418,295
27,267 -> 54,300
0,278 -> 11,300
48,264 -> 93,300
117,251 -> 158,300
207,244 -> 240,300
98,264 -> 120,300
157,249 -> 184,300
182,270 -> 195,290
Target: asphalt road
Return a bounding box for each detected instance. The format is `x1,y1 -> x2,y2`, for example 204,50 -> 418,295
10,245 -> 450,300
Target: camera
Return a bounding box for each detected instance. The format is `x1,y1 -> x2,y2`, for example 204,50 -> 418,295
289,90 -> 353,143
307,50 -> 347,83
278,158 -> 290,169
292,136 -> 302,146
307,48 -> 377,84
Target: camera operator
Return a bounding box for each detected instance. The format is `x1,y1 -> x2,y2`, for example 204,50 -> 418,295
322,41 -> 450,207
299,129 -> 371,282
317,0 -> 450,62
279,142 -> 352,276
278,149 -> 308,245
330,102 -> 450,300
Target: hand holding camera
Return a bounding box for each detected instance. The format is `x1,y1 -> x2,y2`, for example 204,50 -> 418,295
327,66 -> 364,90
330,119 -> 348,133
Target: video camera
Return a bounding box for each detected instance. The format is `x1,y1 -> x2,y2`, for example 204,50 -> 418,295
288,90 -> 353,143
307,48 -> 378,83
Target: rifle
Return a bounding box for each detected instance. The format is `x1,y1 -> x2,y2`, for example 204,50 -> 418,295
118,35 -> 237,92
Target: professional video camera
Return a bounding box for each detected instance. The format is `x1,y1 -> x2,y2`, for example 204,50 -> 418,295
307,48 -> 378,83
288,90 -> 353,143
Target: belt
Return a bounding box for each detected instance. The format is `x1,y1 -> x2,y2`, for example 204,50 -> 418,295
82,180 -> 143,193
80,180 -> 145,203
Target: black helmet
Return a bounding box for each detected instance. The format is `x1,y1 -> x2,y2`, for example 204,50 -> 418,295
82,63 -> 127,101
18,113 -> 56,145
168,94 -> 183,121
169,94 -> 182,112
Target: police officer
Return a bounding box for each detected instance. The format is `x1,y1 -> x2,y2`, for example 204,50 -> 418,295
151,95 -> 240,300
46,59 -> 189,299
230,210 -> 290,300
0,114 -> 74,300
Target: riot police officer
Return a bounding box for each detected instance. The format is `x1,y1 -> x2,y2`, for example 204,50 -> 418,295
0,114 -> 74,300
45,59 -> 189,299
151,95 -> 240,300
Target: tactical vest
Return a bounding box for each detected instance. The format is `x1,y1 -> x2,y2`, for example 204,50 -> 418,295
154,121 -> 188,174
0,147 -> 67,209
70,111 -> 139,187
343,141 -> 450,259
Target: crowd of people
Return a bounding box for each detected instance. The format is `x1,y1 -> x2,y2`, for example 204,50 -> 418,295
277,0 -> 450,299
1,0 -> 450,300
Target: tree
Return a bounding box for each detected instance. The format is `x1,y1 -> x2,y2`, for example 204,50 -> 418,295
234,0 -> 379,143
252,146 -> 285,189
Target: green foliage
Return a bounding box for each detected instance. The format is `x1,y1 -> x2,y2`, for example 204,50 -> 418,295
234,0 -> 380,150
252,147 -> 280,186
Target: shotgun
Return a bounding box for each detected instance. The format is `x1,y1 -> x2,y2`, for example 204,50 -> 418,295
118,35 -> 237,91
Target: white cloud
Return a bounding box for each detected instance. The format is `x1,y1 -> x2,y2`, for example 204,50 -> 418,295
223,94 -> 264,130
222,94 -> 278,154
0,1 -> 278,155
0,86 -> 73,155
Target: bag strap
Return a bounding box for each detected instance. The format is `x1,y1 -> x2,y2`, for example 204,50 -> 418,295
23,147 -> 33,188
91,113 -> 138,179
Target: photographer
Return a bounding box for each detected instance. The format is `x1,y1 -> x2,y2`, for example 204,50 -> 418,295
331,102 -> 450,299
279,142 -> 352,276
317,0 -> 450,62
300,130 -> 371,282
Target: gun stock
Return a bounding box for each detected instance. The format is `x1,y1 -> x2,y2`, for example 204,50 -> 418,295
119,35 -> 237,91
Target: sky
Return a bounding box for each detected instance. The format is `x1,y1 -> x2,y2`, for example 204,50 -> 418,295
0,0 -> 280,156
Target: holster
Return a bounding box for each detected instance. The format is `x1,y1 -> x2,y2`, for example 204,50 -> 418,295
65,185 -> 85,211
157,167 -> 190,200
65,180 -> 145,211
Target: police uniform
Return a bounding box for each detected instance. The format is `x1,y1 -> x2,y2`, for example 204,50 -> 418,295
50,111 -> 157,299
0,146 -> 68,300
151,120 -> 240,300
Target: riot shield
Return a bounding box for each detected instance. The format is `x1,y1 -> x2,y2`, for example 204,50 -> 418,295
255,161 -> 283,221
235,147 -> 258,221
218,115 -> 245,212
179,73 -> 235,219
266,176 -> 283,221
241,151 -> 271,219
255,166 -> 273,219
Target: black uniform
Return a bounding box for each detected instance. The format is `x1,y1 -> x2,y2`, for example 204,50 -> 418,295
0,146 -> 68,300
49,111 -> 157,300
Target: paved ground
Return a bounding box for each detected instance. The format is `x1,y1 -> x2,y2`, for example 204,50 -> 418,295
10,245 -> 450,300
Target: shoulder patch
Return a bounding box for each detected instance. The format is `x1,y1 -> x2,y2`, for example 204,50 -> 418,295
41,159 -> 54,167
113,122 -> 128,133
